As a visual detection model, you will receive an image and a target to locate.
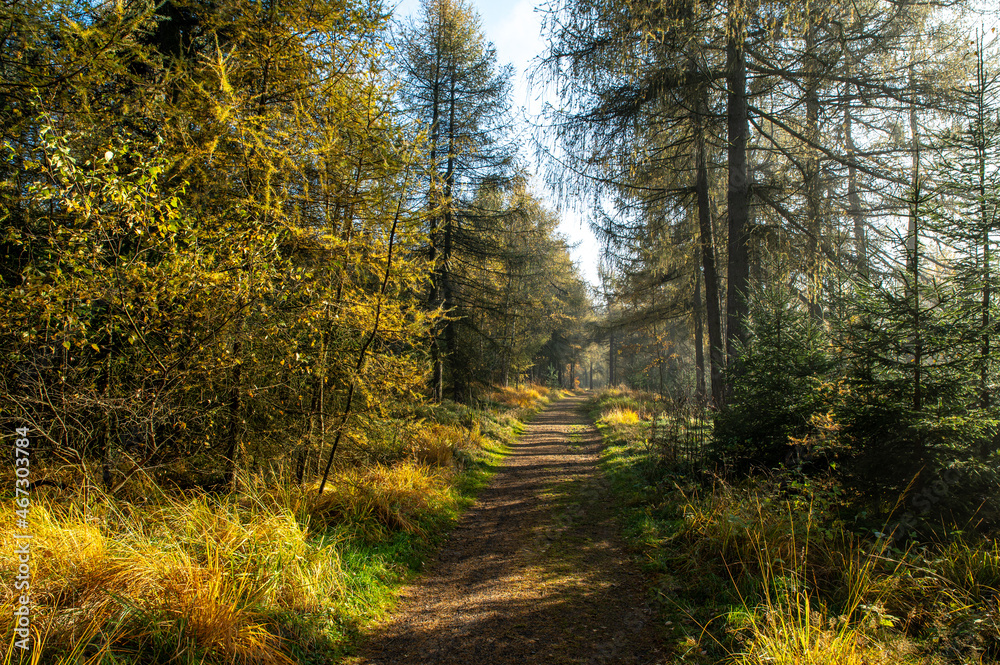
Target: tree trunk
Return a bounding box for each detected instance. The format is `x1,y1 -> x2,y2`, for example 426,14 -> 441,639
908,61 -> 922,413
225,329 -> 243,489
444,65 -> 461,401
804,21 -> 823,319
976,44 -> 991,409
725,29 -> 750,399
694,261 -> 706,403
695,95 -> 726,407
427,30 -> 444,402
609,331 -> 617,387
845,85 -> 867,279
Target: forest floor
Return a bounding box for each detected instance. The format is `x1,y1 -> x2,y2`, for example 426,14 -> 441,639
347,393 -> 666,665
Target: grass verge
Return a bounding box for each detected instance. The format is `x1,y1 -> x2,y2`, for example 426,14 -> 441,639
589,387 -> 1000,665
0,385 -> 558,664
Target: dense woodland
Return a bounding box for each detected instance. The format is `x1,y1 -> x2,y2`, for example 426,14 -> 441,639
3,0 -> 1000,660
542,0 -> 1000,534
0,0 -> 590,490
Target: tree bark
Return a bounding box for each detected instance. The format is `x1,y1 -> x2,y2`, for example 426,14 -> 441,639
444,63 -> 462,401
725,28 -> 750,399
695,94 -> 726,407
694,260 -> 706,403
804,20 -> 823,319
845,85 -> 867,279
908,60 -> 922,413
427,21 -> 444,402
609,331 -> 617,387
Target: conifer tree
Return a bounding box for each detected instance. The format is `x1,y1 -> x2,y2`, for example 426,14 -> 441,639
397,0 -> 516,400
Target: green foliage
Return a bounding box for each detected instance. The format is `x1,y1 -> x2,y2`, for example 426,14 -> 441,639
591,397 -> 1000,664
713,280 -> 834,471
397,0 -> 590,399
453,184 -> 590,390
0,0 -> 444,490
836,243 -> 1000,533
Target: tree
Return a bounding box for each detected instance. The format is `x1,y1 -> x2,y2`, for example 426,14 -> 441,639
445,182 -> 590,389
539,0 -> 973,405
397,0 -> 516,401
927,32 -> 1000,412
713,278 -> 833,470
0,0 -> 436,490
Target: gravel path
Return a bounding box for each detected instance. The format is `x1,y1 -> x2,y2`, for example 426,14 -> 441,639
349,393 -> 665,665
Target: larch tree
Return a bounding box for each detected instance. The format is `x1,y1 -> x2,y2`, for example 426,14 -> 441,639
397,0 -> 517,401
0,0 -> 435,489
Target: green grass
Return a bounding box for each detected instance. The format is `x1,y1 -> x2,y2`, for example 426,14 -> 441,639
1,386 -> 549,665
588,388 -> 1000,665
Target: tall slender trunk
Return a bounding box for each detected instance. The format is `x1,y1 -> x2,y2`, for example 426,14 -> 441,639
428,25 -> 444,402
443,66 -> 460,401
908,61 -> 922,413
695,95 -> 726,407
225,313 -> 244,488
725,26 -> 750,400
845,85 -> 867,279
976,42 -> 991,409
804,21 -> 823,318
609,330 -> 617,387
694,260 -> 707,403
318,185 -> 406,494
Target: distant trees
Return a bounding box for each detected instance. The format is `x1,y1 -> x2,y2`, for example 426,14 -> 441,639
0,0 -> 590,490
451,183 -> 591,389
540,0 -> 974,402
398,0 -> 589,399
397,0 -> 517,400
542,0 -> 1000,529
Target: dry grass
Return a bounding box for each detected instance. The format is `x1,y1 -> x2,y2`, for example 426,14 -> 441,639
308,462 -> 457,538
592,386 -> 1000,665
600,406 -> 644,426
730,604 -> 920,665
0,468 -> 448,661
487,384 -> 554,409
408,423 -> 484,468
0,393 -> 536,663
0,487 -> 321,663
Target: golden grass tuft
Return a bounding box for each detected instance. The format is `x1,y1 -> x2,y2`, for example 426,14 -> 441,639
0,489 -> 340,663
601,406 -> 643,426
408,423 -> 484,468
309,461 -> 456,537
488,384 -> 551,409
155,548 -> 290,664
731,602 -> 920,665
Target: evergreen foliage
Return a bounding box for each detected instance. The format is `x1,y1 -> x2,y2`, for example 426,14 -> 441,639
713,280 -> 834,471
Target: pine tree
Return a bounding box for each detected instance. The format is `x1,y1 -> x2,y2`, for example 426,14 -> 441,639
397,0 -> 516,400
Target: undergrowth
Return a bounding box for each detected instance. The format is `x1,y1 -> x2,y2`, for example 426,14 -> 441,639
590,387 -> 1000,665
0,384 -> 557,664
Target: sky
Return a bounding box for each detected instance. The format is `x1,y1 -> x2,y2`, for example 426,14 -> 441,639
390,0 -> 604,287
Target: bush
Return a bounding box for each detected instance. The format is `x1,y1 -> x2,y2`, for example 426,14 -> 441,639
713,282 -> 834,471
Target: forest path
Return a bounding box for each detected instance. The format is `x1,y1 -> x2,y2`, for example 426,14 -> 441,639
348,393 -> 665,665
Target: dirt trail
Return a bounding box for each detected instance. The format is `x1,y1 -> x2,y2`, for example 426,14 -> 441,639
350,393 -> 665,665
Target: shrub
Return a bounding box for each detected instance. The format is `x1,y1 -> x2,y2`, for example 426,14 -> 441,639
713,281 -> 834,472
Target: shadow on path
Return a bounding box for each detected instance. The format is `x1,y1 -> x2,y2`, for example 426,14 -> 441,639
349,394 -> 665,665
